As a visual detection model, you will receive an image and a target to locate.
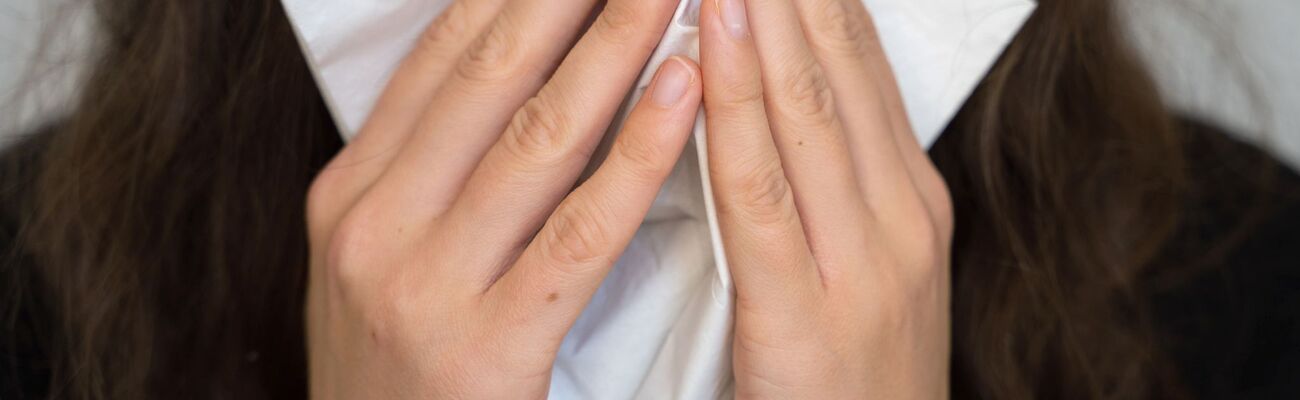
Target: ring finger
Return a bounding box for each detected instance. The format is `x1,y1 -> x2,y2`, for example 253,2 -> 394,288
793,0 -> 934,222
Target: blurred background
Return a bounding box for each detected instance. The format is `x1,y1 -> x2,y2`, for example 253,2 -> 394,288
3,0 -> 1298,168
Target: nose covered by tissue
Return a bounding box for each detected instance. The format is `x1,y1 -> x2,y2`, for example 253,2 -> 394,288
281,0 -> 1034,397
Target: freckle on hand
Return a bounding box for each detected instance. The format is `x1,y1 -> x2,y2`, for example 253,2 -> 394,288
547,292 -> 559,303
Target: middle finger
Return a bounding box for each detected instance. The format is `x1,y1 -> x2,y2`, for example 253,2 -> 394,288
358,0 -> 603,227
746,0 -> 873,263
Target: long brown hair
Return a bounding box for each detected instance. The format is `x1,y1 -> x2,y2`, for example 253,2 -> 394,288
0,0 -> 1220,398
3,1 -> 339,398
932,0 -> 1189,397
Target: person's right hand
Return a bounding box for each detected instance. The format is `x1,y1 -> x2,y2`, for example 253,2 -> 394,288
303,0 -> 702,397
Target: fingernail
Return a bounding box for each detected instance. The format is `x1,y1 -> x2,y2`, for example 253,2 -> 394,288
718,0 -> 749,39
651,58 -> 692,107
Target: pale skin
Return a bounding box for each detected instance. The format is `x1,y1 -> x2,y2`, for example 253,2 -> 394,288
305,0 -> 952,398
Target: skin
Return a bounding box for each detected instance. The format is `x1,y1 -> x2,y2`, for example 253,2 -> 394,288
702,0 -> 953,397
304,0 -> 952,397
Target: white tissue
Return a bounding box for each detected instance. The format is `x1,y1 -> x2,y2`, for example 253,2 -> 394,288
281,0 -> 1034,398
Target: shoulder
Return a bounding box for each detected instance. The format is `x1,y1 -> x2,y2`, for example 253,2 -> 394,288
1150,118 -> 1300,398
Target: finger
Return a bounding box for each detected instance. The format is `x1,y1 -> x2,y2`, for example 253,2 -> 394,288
852,4 -> 953,221
745,0 -> 872,261
358,0 -> 603,225
793,0 -> 937,222
309,0 -> 507,231
485,58 -> 701,340
339,0 -> 509,166
435,0 -> 682,284
700,0 -> 824,304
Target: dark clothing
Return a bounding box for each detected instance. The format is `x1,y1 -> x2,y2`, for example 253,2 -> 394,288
2,121 -> 1298,398
1148,120 -> 1300,398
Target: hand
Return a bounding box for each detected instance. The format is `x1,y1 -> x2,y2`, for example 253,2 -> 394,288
699,0 -> 954,397
303,0 -> 701,397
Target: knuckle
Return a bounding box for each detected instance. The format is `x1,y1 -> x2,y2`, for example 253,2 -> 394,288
418,0 -> 472,55
611,132 -> 669,183
717,78 -> 766,110
324,210 -> 382,292
885,170 -> 955,270
305,172 -> 345,234
808,0 -> 874,57
725,162 -> 797,226
922,171 -> 956,240
777,61 -> 838,129
878,206 -> 948,283
541,201 -> 614,269
456,22 -> 526,83
872,200 -> 941,269
374,277 -> 422,325
593,1 -> 653,49
361,280 -> 430,354
503,96 -> 572,165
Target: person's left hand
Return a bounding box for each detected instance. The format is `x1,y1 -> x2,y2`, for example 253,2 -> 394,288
698,0 -> 955,397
